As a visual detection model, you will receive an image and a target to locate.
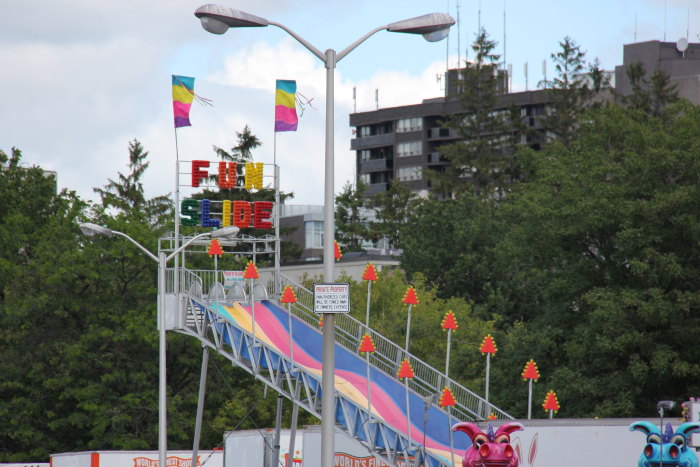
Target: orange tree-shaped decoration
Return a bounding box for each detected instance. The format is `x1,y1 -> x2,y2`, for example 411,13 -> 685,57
543,390 -> 560,418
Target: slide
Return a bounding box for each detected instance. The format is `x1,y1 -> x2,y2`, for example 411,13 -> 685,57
200,298 -> 469,466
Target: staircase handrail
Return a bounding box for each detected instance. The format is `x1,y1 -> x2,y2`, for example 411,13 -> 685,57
276,272 -> 514,421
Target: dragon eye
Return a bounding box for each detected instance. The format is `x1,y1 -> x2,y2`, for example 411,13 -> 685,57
474,434 -> 489,447
647,434 -> 662,445
494,434 -> 510,444
671,434 -> 686,447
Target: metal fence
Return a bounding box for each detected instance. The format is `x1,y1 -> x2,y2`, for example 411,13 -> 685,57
168,267 -> 513,421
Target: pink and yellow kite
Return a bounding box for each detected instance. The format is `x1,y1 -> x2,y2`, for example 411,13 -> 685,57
275,79 -> 298,132
172,75 -> 195,128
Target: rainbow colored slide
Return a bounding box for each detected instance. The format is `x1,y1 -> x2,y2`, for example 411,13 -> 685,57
203,298 -> 468,466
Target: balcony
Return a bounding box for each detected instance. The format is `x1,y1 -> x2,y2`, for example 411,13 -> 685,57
427,127 -> 458,140
360,158 -> 391,172
351,132 -> 395,150
427,152 -> 448,165
365,182 -> 388,195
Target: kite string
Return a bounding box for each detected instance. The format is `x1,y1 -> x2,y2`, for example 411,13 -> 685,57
174,76 -> 214,107
295,92 -> 315,117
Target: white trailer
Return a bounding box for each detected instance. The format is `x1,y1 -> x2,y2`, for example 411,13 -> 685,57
50,450 -> 223,467
222,418 -> 699,467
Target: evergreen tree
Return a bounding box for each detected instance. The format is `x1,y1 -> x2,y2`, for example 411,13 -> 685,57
541,37 -> 592,146
368,179 -> 417,250
430,28 -> 520,198
93,139 -> 172,228
335,181 -> 371,252
622,61 -> 679,117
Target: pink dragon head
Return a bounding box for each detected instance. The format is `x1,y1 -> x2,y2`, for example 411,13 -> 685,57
452,421 -> 524,467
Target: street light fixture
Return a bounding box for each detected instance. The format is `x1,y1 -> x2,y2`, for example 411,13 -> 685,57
193,5 -> 454,465
79,223 -> 239,467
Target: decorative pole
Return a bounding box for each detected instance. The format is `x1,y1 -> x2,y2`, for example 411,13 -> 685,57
280,285 -> 297,364
191,238 -> 224,467
360,263 -> 378,426
542,390 -> 560,419
521,359 -> 540,420
243,261 -> 260,348
479,334 -> 497,418
208,239 -> 224,293
280,286 -> 300,467
397,357 -> 415,458
403,287 -> 418,353
362,263 -> 378,331
401,286 -> 418,455
440,310 -> 458,467
334,240 -> 342,263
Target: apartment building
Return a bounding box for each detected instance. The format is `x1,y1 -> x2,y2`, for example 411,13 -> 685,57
350,40 -> 700,197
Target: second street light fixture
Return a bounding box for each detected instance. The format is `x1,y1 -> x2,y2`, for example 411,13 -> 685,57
193,5 -> 454,465
79,223 -> 239,467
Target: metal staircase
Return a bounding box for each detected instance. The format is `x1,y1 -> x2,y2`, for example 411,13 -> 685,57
166,268 -> 513,467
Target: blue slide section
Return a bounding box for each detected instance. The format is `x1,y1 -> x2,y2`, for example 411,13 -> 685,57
202,298 -> 470,465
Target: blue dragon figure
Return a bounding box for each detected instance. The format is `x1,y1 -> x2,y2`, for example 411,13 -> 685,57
630,421 -> 700,467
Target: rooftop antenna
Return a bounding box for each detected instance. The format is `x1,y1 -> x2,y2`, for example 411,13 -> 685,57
375,88 -> 378,110
456,0 -> 461,66
524,61 -> 529,91
478,0 -> 482,33
634,11 -> 638,42
508,63 -> 513,91
687,9 -> 690,41
542,59 -> 547,86
664,0 -> 667,41
353,86 -> 357,113
503,0 -> 508,92
446,0 -> 450,71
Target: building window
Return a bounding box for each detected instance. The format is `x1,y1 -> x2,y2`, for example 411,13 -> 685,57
397,166 -> 422,181
305,221 -> 324,249
360,150 -> 371,161
359,173 -> 371,185
396,141 -> 422,157
358,126 -> 371,137
397,117 -> 423,133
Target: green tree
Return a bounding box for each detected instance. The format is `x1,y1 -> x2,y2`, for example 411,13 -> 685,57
0,144 -> 308,461
541,37 -> 593,146
368,179 -> 416,250
213,125 -> 261,162
399,194 -> 504,304
491,101 -> 700,416
93,139 -> 171,226
335,181 -> 372,252
622,61 -> 679,117
430,28 -> 520,197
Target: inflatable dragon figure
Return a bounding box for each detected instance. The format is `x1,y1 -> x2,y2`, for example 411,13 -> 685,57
453,422 -> 524,467
630,421 -> 700,467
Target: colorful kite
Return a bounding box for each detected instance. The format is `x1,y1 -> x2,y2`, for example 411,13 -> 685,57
172,75 -> 212,128
275,79 -> 298,132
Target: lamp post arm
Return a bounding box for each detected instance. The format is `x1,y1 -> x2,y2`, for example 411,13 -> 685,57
336,26 -> 387,63
165,232 -> 212,263
112,231 -> 159,263
269,21 -> 325,61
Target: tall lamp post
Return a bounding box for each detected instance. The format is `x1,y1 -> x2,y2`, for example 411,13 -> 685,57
79,223 -> 240,467
193,5 -> 454,465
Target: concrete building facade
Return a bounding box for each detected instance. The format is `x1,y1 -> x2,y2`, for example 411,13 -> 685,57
350,40 -> 700,197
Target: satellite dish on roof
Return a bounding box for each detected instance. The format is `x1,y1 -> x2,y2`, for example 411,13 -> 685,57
677,37 -> 689,53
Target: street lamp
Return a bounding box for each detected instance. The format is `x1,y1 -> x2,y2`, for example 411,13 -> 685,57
79,223 -> 240,467
193,5 -> 454,465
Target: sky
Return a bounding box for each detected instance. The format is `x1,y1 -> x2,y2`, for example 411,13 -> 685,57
2,0 -> 699,206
